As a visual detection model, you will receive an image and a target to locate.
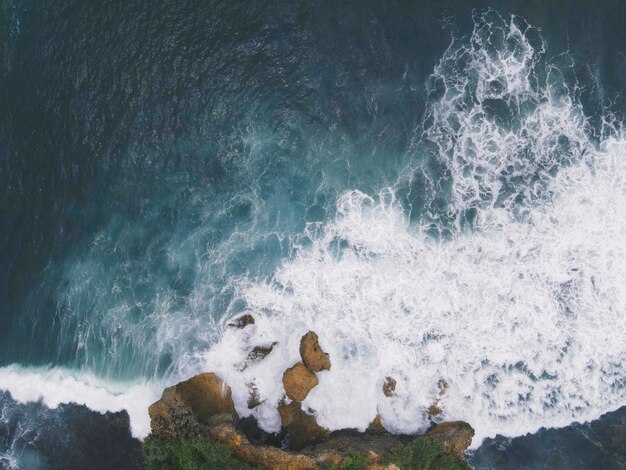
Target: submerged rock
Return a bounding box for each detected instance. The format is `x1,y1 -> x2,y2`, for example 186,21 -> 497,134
228,314 -> 255,329
299,331 -> 332,372
282,362 -> 318,401
383,377 -> 397,397
427,379 -> 449,417
239,341 -> 278,370
235,341 -> 278,372
247,342 -> 277,363
427,404 -> 443,416
246,382 -> 263,409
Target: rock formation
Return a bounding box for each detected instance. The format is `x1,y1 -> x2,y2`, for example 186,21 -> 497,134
426,379 -> 448,417
283,362 -> 319,401
148,372 -> 237,441
299,331 -> 331,372
423,421 -> 474,459
278,400 -> 331,450
382,377 -> 397,397
146,332 -> 475,469
228,314 -> 255,329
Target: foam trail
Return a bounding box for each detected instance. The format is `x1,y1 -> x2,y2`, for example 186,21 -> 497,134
201,12 -> 626,447
203,135 -> 626,446
0,365 -> 163,438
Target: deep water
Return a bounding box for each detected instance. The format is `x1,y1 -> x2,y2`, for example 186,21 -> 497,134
1,1 -> 625,468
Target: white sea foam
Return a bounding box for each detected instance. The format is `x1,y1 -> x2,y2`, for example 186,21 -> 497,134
202,12 -> 626,447
0,365 -> 162,438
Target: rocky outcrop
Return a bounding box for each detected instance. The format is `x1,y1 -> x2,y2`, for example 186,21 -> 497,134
228,314 -> 255,329
423,421 -> 474,459
426,379 -> 448,417
299,331 -> 331,372
247,342 -> 277,363
282,362 -> 318,401
278,400 -> 331,450
148,372 -> 237,441
247,382 -> 263,409
239,342 -> 278,371
366,415 -> 387,435
146,332 -> 474,469
382,377 -> 397,397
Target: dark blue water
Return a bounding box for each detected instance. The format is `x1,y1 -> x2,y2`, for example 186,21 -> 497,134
1,1 -> 625,468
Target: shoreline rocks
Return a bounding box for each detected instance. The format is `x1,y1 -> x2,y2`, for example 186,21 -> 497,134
382,377 -> 397,398
300,331 -> 332,372
228,314 -> 255,329
148,372 -> 237,441
283,363 -> 319,402
146,331 -> 474,469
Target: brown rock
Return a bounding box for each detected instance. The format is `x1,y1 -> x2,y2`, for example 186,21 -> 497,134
238,342 -> 278,371
426,379 -> 448,416
426,404 -> 443,416
278,400 -> 331,450
283,362 -> 319,401
148,373 -> 237,441
247,342 -> 277,363
382,377 -> 396,397
149,372 -> 474,469
303,432 -> 406,465
247,383 -> 263,409
228,314 -> 255,329
207,414 -> 318,469
366,414 -> 388,435
424,421 -> 475,458
299,331 -> 331,372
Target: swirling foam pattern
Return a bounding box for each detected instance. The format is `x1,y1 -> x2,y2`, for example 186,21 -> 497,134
203,12 -> 626,446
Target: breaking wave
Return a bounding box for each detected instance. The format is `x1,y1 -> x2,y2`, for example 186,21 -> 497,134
202,12 -> 626,446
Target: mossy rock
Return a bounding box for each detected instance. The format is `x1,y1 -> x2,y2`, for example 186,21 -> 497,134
318,453 -> 368,470
383,435 -> 470,470
143,435 -> 262,470
337,453 -> 368,470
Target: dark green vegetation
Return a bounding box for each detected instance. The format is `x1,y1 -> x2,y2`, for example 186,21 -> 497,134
143,435 -> 260,470
384,436 -> 470,470
337,453 -> 368,470
318,452 -> 369,470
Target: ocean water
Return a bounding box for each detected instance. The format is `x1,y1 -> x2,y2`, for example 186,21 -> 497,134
1,1 -> 625,468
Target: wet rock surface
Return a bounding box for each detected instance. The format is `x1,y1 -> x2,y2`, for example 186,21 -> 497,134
383,377 -> 397,397
146,332 -> 475,469
299,331 -> 332,372
282,362 -> 319,402
148,372 -> 237,441
228,314 -> 255,329
424,421 -> 474,459
278,400 -> 332,450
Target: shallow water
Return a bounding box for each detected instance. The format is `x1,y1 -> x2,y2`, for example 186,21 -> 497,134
1,1 -> 625,468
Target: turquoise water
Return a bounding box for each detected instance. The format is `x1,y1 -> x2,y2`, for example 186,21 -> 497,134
1,1 -> 625,468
